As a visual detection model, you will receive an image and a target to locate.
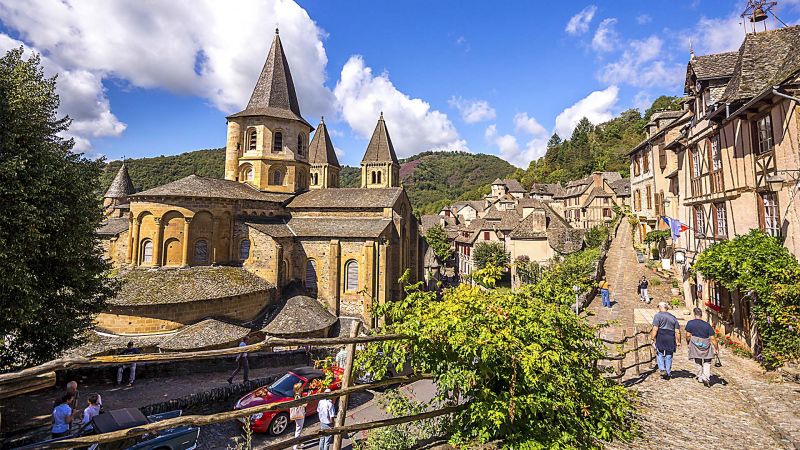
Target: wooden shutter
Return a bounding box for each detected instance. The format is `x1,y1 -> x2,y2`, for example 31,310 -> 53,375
659,147 -> 667,170
711,203 -> 718,237
654,192 -> 663,217
346,261 -> 358,291
757,194 -> 765,230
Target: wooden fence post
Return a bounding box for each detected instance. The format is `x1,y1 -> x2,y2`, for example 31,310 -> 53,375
332,320 -> 361,450
633,328 -> 641,375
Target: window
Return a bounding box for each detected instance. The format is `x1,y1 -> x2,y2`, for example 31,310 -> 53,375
194,240 -> 209,264
141,239 -> 153,264
642,149 -> 650,173
659,147 -> 667,170
634,190 -> 641,210
248,129 -> 257,151
713,202 -> 727,238
240,164 -> 254,182
694,206 -> 706,237
654,191 -> 663,216
345,260 -> 359,292
708,281 -> 722,310
646,185 -> 652,210
306,259 -> 318,291
371,171 -> 376,184
239,239 -> 251,261
633,155 -> 641,176
273,131 -> 283,152
484,231 -> 490,240
710,134 -> 722,171
754,114 -> 774,155
691,146 -> 702,177
603,208 -> 612,218
376,171 -> 382,184
759,192 -> 780,237
312,173 -> 319,185
297,134 -> 304,155
271,168 -> 284,185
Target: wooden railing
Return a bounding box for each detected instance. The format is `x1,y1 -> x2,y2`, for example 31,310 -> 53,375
598,328 -> 656,380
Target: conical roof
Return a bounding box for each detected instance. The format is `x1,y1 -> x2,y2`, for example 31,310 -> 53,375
361,113 -> 399,164
227,29 -> 311,129
105,163 -> 135,199
261,295 -> 337,337
308,119 -> 340,167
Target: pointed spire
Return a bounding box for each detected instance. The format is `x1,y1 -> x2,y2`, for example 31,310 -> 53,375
361,113 -> 399,164
228,30 -> 311,129
105,162 -> 135,199
308,119 -> 340,167
689,40 -> 696,60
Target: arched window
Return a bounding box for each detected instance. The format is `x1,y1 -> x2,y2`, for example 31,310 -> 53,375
345,260 -> 358,292
240,164 -> 254,182
312,173 -> 319,185
306,259 -> 318,291
371,171 -> 376,184
271,168 -> 284,185
239,239 -> 251,261
141,239 -> 153,264
248,129 -> 257,151
297,134 -> 304,155
273,131 -> 283,152
376,171 -> 382,184
194,240 -> 209,264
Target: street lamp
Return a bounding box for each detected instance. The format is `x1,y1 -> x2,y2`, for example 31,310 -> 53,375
573,284 -> 581,315
766,169 -> 800,192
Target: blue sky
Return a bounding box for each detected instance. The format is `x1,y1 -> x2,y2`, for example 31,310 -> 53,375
1,0 -> 799,167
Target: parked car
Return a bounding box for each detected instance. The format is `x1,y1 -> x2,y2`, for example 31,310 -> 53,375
234,366 -> 342,436
16,408 -> 199,450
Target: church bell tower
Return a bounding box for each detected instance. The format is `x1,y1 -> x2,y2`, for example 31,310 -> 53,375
360,113 -> 400,188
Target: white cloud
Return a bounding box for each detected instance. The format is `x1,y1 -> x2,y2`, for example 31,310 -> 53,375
428,139 -> 471,153
565,5 -> 598,35
597,36 -> 684,88
513,112 -> 547,136
0,0 -> 335,150
633,91 -> 654,113
449,96 -> 496,123
554,86 -> 619,138
484,124 -> 497,140
333,55 -> 461,157
681,12 -> 745,55
0,34 -> 126,153
636,14 -> 652,25
592,18 -> 619,52
492,133 -> 548,168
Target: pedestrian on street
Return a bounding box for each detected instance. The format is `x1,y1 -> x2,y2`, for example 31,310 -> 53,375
685,307 -> 719,387
117,341 -> 140,386
335,346 -> 348,368
290,382 -> 306,450
227,336 -> 250,384
651,302 -> 681,380
639,276 -> 650,303
51,393 -> 75,439
599,277 -> 611,308
81,393 -> 102,426
317,388 -> 336,450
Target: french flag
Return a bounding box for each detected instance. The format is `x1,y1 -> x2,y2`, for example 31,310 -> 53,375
661,216 -> 689,239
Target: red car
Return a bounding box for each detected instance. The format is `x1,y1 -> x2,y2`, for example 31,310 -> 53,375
234,366 -> 343,435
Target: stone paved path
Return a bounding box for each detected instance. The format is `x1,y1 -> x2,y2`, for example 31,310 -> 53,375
591,220 -> 800,450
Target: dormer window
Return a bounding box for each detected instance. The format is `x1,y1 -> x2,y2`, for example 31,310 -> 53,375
273,131 -> 283,152
247,129 -> 257,152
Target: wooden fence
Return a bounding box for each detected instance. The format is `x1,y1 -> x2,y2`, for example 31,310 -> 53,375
598,326 -> 657,380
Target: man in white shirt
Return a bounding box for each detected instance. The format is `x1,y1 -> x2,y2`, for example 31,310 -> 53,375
316,388 -> 336,450
335,347 -> 347,368
227,336 -> 250,384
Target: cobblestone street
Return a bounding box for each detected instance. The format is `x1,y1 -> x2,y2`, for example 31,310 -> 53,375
590,221 -> 800,450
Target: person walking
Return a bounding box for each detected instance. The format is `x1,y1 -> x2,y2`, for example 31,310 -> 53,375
598,277 -> 611,308
290,382 -> 306,450
81,393 -> 102,426
335,346 -> 348,368
317,388 -> 336,450
117,341 -> 140,386
650,302 -> 681,380
227,336 -> 250,384
685,307 -> 719,387
51,393 -> 75,439
639,276 -> 650,303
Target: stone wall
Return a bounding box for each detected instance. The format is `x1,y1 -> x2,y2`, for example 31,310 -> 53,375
95,289 -> 274,334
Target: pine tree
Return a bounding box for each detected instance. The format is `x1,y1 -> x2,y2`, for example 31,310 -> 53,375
0,48 -> 117,370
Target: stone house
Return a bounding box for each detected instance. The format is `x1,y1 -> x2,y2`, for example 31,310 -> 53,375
555,172 -> 626,229
529,183 -> 565,201
664,25 -> 800,348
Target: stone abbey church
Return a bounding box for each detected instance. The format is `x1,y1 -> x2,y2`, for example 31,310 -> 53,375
98,31 -> 420,339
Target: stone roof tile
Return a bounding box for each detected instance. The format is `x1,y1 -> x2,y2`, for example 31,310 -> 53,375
308,119 -> 340,167
362,113 -> 399,164
690,51 -> 739,80
261,295 -> 337,337
131,175 -> 291,203
287,188 -> 402,209
97,218 -> 129,237
105,163 -> 135,199
159,319 -> 251,351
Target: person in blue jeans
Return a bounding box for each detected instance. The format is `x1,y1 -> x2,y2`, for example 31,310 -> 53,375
599,277 -> 611,308
650,302 -> 681,380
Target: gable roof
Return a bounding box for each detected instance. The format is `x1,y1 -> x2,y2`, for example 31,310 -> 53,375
308,119 -> 340,167
690,51 -> 738,81
722,25 -> 800,102
262,295 -> 337,337
105,163 -> 135,199
248,217 -> 392,239
610,179 -> 631,197
131,175 -> 292,203
287,187 -> 403,209
97,217 -> 130,237
362,113 -> 399,164
503,178 -> 525,193
482,208 -> 522,231
227,30 -> 311,129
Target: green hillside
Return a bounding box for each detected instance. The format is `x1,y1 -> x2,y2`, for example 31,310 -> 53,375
101,148 -> 225,192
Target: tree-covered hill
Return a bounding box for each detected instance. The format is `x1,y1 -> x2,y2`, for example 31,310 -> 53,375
101,149 -> 515,215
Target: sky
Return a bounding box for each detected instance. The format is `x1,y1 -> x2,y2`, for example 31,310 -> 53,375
1,0 -> 799,168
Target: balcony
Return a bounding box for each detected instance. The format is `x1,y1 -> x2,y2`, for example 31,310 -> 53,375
710,170 -> 724,193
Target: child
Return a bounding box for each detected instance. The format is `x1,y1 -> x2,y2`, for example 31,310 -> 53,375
82,393 -> 102,425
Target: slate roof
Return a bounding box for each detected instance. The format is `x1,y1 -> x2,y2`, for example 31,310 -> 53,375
131,175 -> 291,203
287,188 -> 402,209
248,217 -> 392,239
610,179 -> 631,196
159,319 -> 251,351
308,119 -> 340,167
362,113 -> 399,164
97,218 -> 130,237
530,183 -> 564,197
420,214 -> 457,233
228,30 -> 312,129
583,187 -> 613,207
482,208 -> 522,231
261,295 -> 337,337
722,25 -> 800,102
558,172 -> 621,198
690,52 -> 738,81
111,267 -> 274,306
503,178 -> 525,193
105,163 -> 135,199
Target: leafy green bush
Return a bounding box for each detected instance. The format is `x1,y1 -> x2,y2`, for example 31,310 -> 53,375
585,225 -> 610,248
694,230 -> 800,369
354,390 -> 449,450
473,241 -> 510,270
424,224 -> 453,263
529,247 -> 600,305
